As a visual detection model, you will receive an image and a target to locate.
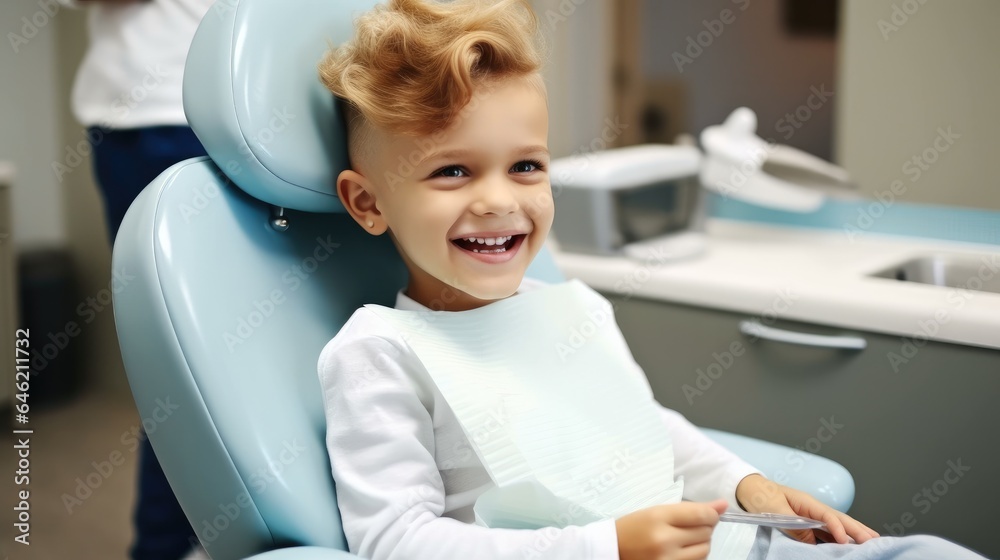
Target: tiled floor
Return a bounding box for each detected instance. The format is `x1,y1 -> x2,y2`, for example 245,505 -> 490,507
2,389 -> 142,560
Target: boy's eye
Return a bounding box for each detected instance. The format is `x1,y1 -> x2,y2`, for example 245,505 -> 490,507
511,159 -> 545,174
434,165 -> 467,178
431,160 -> 546,178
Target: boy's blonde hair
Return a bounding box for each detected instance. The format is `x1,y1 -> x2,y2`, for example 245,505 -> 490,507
318,0 -> 546,169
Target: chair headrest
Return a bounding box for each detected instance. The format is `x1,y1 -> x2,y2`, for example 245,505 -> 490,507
183,0 -> 380,212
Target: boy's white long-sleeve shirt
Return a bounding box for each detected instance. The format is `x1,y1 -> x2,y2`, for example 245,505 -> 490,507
318,277 -> 761,560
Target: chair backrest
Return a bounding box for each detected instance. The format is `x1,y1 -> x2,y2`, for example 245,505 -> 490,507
111,1 -> 564,559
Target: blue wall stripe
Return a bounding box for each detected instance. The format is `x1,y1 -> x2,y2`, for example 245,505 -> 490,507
708,193 -> 1000,246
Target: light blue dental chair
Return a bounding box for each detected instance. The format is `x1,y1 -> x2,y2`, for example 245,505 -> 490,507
110,1 -> 854,559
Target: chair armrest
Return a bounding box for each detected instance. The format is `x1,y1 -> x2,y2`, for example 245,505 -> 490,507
702,428 -> 855,513
246,547 -> 364,560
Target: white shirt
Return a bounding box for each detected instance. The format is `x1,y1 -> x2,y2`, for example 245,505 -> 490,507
60,0 -> 215,128
317,277 -> 761,560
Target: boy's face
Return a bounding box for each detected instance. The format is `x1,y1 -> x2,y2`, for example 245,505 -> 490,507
353,77 -> 552,311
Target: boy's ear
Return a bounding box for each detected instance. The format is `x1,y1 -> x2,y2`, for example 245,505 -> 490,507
336,169 -> 387,235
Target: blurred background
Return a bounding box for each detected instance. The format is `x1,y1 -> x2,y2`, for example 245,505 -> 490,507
1,0 -> 997,558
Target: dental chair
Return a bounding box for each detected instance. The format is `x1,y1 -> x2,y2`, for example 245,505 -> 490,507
110,1 -> 855,558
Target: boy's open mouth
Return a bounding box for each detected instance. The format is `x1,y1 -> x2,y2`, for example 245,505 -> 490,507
451,234 -> 524,254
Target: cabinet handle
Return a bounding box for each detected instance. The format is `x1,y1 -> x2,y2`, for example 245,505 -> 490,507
739,320 -> 867,350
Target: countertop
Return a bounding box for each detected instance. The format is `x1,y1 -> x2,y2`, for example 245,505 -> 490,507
552,219 -> 1000,350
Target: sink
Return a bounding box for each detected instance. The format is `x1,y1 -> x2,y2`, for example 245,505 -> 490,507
870,254 -> 1000,294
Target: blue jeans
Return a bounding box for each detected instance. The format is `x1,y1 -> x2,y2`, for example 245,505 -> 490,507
90,126 -> 207,560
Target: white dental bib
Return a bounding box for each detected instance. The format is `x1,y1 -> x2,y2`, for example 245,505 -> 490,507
366,279 -> 755,559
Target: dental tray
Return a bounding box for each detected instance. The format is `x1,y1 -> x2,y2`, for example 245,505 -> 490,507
719,511 -> 828,530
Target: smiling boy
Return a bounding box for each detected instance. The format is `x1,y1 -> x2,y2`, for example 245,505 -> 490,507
334,75 -> 552,311
315,1 -> 987,559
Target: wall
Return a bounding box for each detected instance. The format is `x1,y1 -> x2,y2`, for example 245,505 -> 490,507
0,0 -> 128,394
836,0 -> 1000,211
1,0 -> 68,248
531,0 -> 615,159
639,0 -> 838,160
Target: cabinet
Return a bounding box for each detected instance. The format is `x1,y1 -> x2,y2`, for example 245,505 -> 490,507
603,292 -> 998,557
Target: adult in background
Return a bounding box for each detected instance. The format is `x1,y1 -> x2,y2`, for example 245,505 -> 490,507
59,0 -> 215,558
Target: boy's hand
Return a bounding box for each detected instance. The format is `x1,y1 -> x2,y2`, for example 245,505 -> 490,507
615,499 -> 728,560
734,474 -> 880,545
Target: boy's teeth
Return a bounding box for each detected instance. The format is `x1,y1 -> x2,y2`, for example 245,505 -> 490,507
464,236 -> 510,246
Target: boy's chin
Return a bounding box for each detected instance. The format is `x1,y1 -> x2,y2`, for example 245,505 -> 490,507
453,275 -> 524,302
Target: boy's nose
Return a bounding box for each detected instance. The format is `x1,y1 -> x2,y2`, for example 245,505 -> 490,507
470,177 -> 520,216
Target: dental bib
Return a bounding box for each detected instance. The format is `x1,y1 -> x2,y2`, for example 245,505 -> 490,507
366,279 -> 756,559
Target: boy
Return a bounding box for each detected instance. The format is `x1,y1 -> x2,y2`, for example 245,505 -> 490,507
317,1 -> 986,558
